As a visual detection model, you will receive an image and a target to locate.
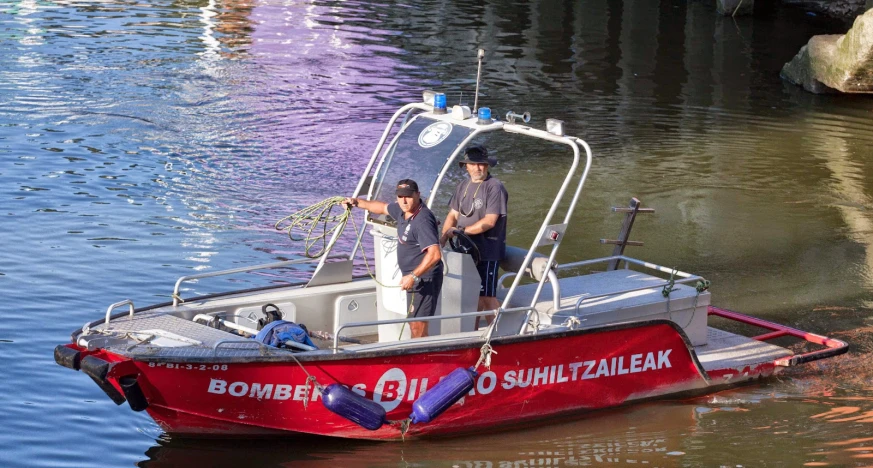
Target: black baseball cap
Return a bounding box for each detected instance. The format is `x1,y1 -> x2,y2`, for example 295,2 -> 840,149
395,179 -> 419,196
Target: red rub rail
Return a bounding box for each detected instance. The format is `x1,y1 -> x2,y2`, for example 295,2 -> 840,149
707,306 -> 849,367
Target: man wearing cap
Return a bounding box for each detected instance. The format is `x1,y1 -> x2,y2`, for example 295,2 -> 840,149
343,179 -> 443,339
440,145 -> 508,321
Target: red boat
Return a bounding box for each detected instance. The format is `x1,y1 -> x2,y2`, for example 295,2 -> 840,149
55,82 -> 847,440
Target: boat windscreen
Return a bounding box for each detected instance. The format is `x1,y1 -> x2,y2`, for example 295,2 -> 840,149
368,116 -> 473,224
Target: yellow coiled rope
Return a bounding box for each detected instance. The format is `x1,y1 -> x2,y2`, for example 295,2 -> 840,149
273,196 -> 388,288
274,196 -> 350,259
275,197 -> 414,339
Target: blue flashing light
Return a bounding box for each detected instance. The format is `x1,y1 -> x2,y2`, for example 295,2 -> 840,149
477,107 -> 491,125
434,93 -> 447,111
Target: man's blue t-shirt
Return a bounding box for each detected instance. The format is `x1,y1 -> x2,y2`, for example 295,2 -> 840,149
387,202 -> 442,280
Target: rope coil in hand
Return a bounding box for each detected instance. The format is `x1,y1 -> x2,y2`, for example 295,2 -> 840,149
275,196 -> 351,259
276,196 -> 414,331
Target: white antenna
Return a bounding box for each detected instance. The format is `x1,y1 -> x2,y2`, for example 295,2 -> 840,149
473,49 -> 485,113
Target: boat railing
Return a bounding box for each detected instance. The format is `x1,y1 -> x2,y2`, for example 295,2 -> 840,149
557,255 -> 697,277
331,306 -> 536,350
211,339 -> 305,356
560,256 -> 704,315
482,131 -> 592,342
171,255 -> 346,306
497,269 -> 562,311
104,299 -> 135,325
707,306 -> 849,366
497,255 -> 706,329
308,102 -> 595,344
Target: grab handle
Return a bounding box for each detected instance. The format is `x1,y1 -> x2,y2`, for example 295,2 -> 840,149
105,300 -> 135,325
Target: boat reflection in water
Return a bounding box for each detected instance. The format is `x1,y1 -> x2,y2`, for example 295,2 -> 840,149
138,383 -> 873,467
140,403 -> 697,467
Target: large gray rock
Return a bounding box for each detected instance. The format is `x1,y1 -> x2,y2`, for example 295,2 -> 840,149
781,8 -> 873,93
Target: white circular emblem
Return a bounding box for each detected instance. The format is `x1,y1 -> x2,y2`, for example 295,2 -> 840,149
418,121 -> 453,148
373,368 -> 407,412
473,198 -> 484,209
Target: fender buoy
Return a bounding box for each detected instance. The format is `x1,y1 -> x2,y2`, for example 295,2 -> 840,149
410,367 -> 477,424
321,383 -> 386,431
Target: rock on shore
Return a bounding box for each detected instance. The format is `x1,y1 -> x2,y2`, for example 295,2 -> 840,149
781,8 -> 873,93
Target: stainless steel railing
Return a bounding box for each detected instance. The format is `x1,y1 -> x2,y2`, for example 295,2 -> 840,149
105,299 -> 135,325
331,306 -> 536,349
171,255 -> 344,306
555,256 -> 705,316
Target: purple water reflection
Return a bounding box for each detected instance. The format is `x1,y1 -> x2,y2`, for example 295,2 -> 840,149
245,2 -> 409,175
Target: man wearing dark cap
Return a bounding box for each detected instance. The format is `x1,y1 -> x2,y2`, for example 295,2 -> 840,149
440,145 -> 508,323
343,179 -> 443,338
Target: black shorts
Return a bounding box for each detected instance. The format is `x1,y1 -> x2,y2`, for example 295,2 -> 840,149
408,274 -> 443,318
477,260 -> 500,297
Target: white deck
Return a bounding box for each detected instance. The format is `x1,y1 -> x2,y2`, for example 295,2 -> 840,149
347,326 -> 792,374
696,327 -> 791,371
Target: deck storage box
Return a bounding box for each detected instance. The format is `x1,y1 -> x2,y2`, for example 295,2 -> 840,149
500,269 -> 710,346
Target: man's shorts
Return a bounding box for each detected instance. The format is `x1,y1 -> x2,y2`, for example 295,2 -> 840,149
477,260 -> 500,297
409,274 -> 444,318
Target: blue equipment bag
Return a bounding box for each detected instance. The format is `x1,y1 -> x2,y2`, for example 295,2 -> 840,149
254,320 -> 317,350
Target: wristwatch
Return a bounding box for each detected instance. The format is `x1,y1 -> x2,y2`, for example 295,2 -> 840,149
411,274 -> 420,285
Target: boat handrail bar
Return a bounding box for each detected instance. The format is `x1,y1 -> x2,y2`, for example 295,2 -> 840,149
105,299 -> 135,325
172,255 -> 346,306
497,129 -> 591,331
498,127 -> 583,311
332,306 -> 536,349
573,275 -> 705,316
320,102 -> 432,270
497,269 -> 562,311
212,339 -> 299,356
557,255 -> 696,278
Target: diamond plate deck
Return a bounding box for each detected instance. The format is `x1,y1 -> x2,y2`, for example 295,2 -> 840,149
695,327 -> 791,371
93,312 -> 286,359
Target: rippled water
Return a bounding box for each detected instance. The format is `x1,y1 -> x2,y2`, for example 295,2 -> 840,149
2,0 -> 873,466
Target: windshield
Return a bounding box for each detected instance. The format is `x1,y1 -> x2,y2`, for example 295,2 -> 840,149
368,115 -> 473,224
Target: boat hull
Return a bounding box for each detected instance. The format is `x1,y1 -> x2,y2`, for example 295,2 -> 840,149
68,320 -> 785,440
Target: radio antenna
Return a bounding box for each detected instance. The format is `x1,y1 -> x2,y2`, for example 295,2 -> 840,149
473,49 -> 484,113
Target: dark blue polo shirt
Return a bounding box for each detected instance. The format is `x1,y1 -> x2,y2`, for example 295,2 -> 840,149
387,202 -> 442,280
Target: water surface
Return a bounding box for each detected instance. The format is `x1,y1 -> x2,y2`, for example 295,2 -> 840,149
2,0 -> 872,466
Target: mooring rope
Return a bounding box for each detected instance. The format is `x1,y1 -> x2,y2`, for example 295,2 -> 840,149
387,418 -> 411,440
275,196 -> 350,259
660,267 -> 711,329
276,197 -> 399,288
276,197 -> 416,340
285,351 -> 323,410
662,267 -> 678,298
474,342 -> 497,370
